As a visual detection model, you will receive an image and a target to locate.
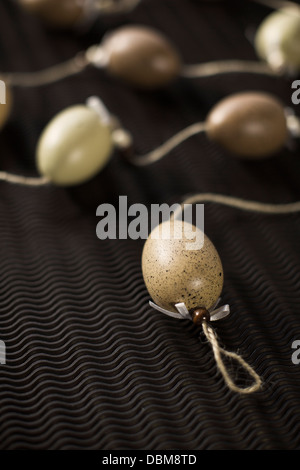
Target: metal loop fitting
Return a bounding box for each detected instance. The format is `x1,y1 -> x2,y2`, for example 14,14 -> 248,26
149,298 -> 230,322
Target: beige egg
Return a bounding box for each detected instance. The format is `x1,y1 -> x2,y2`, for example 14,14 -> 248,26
142,219 -> 223,313
255,8 -> 300,73
101,25 -> 182,89
18,0 -> 85,28
36,104 -> 113,186
206,91 -> 288,159
0,81 -> 12,129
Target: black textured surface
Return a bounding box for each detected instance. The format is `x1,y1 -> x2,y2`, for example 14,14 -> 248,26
0,0 -> 300,450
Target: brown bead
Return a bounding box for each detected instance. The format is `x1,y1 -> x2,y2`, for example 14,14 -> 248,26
206,92 -> 288,159
18,0 -> 85,28
192,308 -> 210,326
101,25 -> 182,89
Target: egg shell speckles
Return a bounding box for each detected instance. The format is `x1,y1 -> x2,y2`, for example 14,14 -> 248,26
142,220 -> 224,313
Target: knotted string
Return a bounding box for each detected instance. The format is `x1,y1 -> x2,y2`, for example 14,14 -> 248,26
202,320 -> 262,394
150,300 -> 262,394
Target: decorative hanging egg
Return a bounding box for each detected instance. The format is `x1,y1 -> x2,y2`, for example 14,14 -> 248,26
18,0 -> 85,28
206,91 -> 288,159
142,219 -> 262,394
100,25 -> 182,89
36,104 -> 113,186
0,81 -> 12,129
142,219 -> 224,314
255,8 -> 300,73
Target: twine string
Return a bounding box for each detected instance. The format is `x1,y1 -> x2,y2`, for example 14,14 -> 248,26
2,57 -> 280,87
0,180 -> 300,215
3,58 -> 280,87
129,122 -> 207,166
0,121 -> 205,184
202,321 -> 262,394
0,172 -> 50,186
181,60 -> 278,78
172,193 -> 300,217
2,42 -> 291,88
3,53 -> 89,88
1,0 -> 299,88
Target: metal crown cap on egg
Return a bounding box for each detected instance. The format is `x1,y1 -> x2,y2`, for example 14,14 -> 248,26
142,220 -> 224,314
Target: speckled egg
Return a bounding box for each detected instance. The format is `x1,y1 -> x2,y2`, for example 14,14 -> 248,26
255,8 -> 300,73
142,220 -> 224,313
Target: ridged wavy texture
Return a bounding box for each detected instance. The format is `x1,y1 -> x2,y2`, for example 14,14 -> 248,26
0,0 -> 300,450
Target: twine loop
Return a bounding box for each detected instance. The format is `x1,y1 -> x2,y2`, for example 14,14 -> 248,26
150,300 -> 262,394
202,320 -> 262,394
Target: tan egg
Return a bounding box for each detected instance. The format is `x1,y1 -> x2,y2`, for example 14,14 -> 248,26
142,219 -> 223,313
36,104 -> 113,186
0,80 -> 12,129
206,91 -> 288,159
101,25 -> 182,89
18,0 -> 85,28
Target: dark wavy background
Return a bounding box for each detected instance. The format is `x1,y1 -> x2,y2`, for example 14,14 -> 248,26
0,0 -> 300,450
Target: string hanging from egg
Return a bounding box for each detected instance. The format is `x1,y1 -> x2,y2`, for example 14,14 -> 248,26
141,181 -> 300,395
142,217 -> 261,395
